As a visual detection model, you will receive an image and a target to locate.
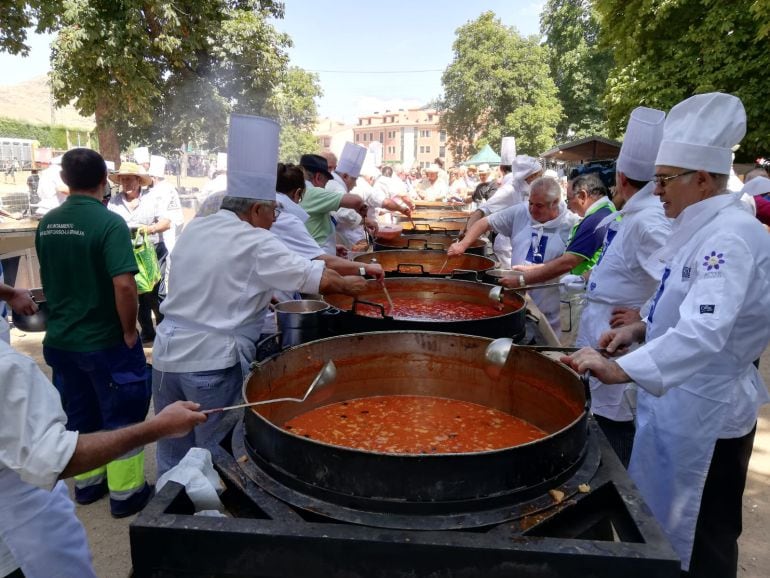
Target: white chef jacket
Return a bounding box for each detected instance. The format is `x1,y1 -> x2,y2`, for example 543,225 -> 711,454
488,202 -> 578,332
34,164 -> 67,215
414,179 -> 449,201
153,209 -> 324,374
577,183 -> 672,421
0,340 -> 95,578
149,179 -> 184,252
617,193 -> 770,570
328,176 -> 367,248
479,174 -> 529,263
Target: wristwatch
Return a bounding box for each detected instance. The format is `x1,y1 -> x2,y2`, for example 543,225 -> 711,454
359,266 -> 367,277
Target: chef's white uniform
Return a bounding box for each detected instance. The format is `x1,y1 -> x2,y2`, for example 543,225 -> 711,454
488,202 -> 578,333
479,173 -> 530,265
617,193 -> 770,570
0,340 -> 95,578
577,183 -> 671,422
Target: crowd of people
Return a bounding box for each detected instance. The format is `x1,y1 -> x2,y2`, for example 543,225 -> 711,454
0,91 -> 769,578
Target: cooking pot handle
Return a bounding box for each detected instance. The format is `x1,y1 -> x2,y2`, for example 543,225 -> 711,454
429,225 -> 447,233
425,242 -> 445,250
406,238 -> 428,250
449,269 -> 480,282
415,223 -> 430,231
396,263 -> 425,274
351,299 -> 391,319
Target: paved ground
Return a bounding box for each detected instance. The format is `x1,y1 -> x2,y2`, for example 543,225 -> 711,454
8,326 -> 770,577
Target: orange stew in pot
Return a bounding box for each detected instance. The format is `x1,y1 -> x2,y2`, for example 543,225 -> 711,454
356,297 -> 503,321
283,395 -> 547,454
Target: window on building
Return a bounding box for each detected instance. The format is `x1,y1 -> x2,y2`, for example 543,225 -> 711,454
370,133 -> 374,142
323,137 -> 331,148
363,133 -> 368,142
426,146 -> 431,154
428,114 -> 433,121
439,146 -> 446,158
355,133 -> 360,142
439,130 -> 446,142
379,132 -> 384,143
420,129 -> 431,138
419,146 -> 425,154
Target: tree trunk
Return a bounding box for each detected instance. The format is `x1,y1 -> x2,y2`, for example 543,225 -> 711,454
94,99 -> 121,168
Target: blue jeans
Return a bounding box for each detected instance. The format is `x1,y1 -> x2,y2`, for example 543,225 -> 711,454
152,364 -> 243,476
43,339 -> 151,433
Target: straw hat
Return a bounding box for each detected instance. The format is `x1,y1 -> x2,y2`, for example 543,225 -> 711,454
108,162 -> 153,187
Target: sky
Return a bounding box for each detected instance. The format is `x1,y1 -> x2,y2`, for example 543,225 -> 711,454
0,1 -> 545,123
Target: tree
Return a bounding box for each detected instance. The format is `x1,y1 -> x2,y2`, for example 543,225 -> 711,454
540,0 -> 613,140
438,12 -> 562,159
596,0 -> 770,158
0,1 -> 59,55
47,1 -> 296,164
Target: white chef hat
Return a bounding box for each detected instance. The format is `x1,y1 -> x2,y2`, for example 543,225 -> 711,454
500,137 -> 517,166
337,142 -> 367,178
655,93 -> 746,175
216,152 -> 228,172
359,153 -> 380,178
741,176 -> 770,196
226,114 -> 279,201
133,147 -> 150,165
148,155 -> 166,178
514,155 -> 542,180
616,106 -> 665,181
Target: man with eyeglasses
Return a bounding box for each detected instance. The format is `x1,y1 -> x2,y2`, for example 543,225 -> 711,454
563,93 -> 770,578
448,176 -> 578,333
574,107 -> 672,468
151,116 -> 368,475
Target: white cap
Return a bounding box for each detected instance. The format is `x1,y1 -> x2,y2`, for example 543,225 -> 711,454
741,176 -> 770,196
500,137 -> 517,166
616,107 -> 665,181
226,114 -> 279,201
148,155 -> 166,178
360,153 -> 379,178
216,152 -> 228,172
337,142 -> 367,178
477,163 -> 491,174
514,155 -> 542,180
134,146 -> 150,165
655,93 -> 746,175
425,163 -> 441,173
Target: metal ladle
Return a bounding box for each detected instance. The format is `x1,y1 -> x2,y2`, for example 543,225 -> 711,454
484,338 -> 607,368
488,282 -> 564,304
202,360 -> 337,414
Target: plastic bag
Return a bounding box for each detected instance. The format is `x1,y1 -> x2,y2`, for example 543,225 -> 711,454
134,230 -> 161,294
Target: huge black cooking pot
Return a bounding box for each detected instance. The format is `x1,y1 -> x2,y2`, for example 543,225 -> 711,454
11,288 -> 48,332
242,331 -> 589,528
373,233 -> 485,256
323,277 -> 525,339
354,249 -> 495,279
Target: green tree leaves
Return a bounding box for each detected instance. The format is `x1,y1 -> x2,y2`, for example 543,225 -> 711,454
438,12 -> 562,157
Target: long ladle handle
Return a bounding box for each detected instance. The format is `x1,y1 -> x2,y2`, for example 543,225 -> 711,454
202,397 -> 302,415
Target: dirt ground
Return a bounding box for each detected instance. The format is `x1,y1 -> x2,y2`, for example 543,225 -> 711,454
7,326 -> 770,577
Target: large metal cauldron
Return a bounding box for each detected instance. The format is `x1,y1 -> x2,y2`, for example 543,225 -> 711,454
402,221 -> 466,234
242,331 -> 589,528
396,209 -> 470,222
413,200 -> 470,211
354,249 -> 495,279
323,277 -> 525,339
373,233 -> 485,256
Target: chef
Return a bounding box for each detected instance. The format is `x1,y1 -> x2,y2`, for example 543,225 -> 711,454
152,115 -> 367,475
448,176 -> 578,333
563,93 -> 770,578
575,107 -> 672,467
326,142 -> 374,249
0,339 -> 205,578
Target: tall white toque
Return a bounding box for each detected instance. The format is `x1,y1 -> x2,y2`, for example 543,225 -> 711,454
134,147 -> 150,165
337,142 -> 367,178
514,155 -> 542,181
148,155 -> 167,178
226,114 -> 280,201
500,137 -> 517,166
616,107 -> 665,182
655,93 -> 746,175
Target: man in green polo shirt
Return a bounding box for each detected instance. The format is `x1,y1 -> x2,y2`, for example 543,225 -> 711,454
35,148 -> 154,518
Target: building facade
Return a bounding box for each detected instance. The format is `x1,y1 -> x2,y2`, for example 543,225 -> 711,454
351,107 -> 452,169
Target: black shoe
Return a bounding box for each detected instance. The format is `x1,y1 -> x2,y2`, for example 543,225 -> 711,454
140,332 -> 156,344
74,480 -> 108,505
110,483 -> 154,518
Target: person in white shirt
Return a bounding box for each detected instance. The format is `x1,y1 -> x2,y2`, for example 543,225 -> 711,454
414,164 -> 449,201
147,155 -> 184,253
34,158 -> 69,215
0,338 -> 205,578
448,177 -> 579,333
152,116 -> 367,475
575,107 -> 672,467
564,93 -> 770,578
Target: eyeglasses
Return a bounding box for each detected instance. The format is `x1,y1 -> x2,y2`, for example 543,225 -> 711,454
653,170 -> 697,187
258,202 -> 281,217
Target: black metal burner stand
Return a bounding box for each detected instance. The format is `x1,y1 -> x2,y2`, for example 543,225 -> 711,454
131,409 -> 680,578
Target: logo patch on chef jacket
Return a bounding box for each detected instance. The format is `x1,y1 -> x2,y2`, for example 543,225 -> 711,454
681,266 -> 691,280
699,304 -> 716,314
703,251 -> 725,271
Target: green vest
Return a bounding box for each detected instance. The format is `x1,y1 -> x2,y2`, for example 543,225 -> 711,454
568,198 -> 618,276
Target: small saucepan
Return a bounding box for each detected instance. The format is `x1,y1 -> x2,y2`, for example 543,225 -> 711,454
11,288 -> 48,332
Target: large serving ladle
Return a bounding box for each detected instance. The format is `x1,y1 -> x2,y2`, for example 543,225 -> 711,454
484,337 -> 607,378
487,282 -> 564,304
202,360 -> 337,415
